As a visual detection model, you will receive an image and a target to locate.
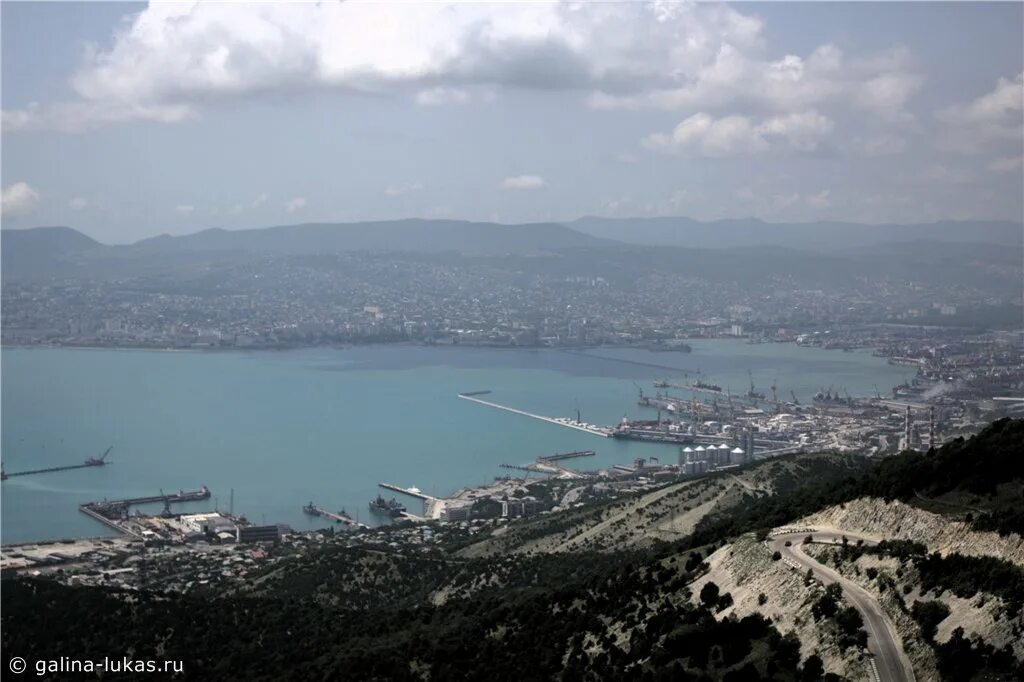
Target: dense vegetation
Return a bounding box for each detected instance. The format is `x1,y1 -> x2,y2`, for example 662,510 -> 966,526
810,583 -> 868,651
2,553 -> 824,681
3,419 -> 1022,680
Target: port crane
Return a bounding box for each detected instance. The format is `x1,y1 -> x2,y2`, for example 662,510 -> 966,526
746,370 -> 766,401
85,446 -> 113,467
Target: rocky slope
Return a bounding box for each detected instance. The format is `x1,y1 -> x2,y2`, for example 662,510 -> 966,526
689,534 -> 871,680
804,497 -> 1024,565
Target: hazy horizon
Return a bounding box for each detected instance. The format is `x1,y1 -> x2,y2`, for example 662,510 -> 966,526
2,2 -> 1022,243
6,213 -> 1024,249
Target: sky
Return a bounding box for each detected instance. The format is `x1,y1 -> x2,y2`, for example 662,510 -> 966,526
1,1 -> 1022,244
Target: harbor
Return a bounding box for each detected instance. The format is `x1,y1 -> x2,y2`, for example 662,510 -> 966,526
2,341 -> 1008,544
68,486 -> 287,545
79,486 -> 214,538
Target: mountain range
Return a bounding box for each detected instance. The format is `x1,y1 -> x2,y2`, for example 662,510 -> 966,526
2,217 -> 1021,282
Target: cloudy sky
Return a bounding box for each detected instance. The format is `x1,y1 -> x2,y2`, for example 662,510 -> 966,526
1,1 -> 1021,243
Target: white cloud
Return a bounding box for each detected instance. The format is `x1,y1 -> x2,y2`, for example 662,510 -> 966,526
850,134 -> 908,157
384,182 -> 424,197
938,73 -> 1023,127
499,174 -> 545,190
590,43 -> 923,121
415,87 -> 470,107
643,110 -> 833,157
936,73 -> 1023,153
252,193 -> 269,208
1,182 -> 40,216
856,71 -> 924,120
0,2 -> 918,132
69,196 -> 89,211
734,186 -> 755,201
175,204 -> 195,215
918,165 -> 971,185
285,197 -> 307,212
805,189 -> 831,209
1,99 -> 195,134
989,156 -> 1023,173
760,189 -> 833,217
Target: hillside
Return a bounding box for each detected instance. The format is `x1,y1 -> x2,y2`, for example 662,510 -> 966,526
127,219 -> 610,256
3,222 -> 1021,304
2,421 -> 1022,681
0,226 -> 102,279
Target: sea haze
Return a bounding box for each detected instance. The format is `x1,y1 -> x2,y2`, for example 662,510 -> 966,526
0,342 -> 913,543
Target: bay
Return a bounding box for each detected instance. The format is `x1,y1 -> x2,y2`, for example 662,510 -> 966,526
0,341 -> 913,543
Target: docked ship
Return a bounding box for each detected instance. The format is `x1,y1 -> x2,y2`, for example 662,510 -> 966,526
369,495 -> 406,517
812,388 -> 853,407
693,380 -> 723,393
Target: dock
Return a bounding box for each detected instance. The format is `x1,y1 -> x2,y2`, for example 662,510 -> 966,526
500,463 -> 549,474
379,483 -> 440,502
304,504 -> 368,529
457,393 -> 612,437
78,486 -> 211,535
539,450 -> 595,462
2,446 -> 113,481
92,487 -> 211,508
378,484 -> 448,520
78,505 -> 145,540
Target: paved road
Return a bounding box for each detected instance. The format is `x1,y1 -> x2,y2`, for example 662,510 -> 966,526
767,530 -> 915,682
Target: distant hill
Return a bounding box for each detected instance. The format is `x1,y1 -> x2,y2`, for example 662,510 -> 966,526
1,226 -> 102,279
3,219 -> 1021,292
1,220 -> 610,281
568,216 -> 1024,250
128,219 -> 609,256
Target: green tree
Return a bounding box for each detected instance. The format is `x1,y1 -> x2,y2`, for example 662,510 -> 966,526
700,581 -> 720,609
801,654 -> 825,681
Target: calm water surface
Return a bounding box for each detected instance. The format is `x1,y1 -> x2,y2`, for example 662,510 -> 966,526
1,342 -> 912,543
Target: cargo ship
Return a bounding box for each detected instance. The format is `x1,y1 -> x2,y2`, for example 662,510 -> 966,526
369,495 -> 406,517
693,380 -> 723,393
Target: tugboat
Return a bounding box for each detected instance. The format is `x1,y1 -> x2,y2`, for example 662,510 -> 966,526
369,495 -> 406,517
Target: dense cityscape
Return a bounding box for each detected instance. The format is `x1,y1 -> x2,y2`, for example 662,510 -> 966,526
3,242 -> 1020,350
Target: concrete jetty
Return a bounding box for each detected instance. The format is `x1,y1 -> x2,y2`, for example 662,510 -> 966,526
457,393 -> 612,437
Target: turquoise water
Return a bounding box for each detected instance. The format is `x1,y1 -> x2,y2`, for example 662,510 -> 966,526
0,342 -> 912,543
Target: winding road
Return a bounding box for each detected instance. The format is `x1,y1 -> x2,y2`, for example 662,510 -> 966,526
766,530 -> 916,682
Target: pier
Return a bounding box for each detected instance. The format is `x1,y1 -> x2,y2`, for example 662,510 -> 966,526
457,393 -> 612,437
96,487 -> 211,508
303,504 -> 368,529
78,486 -> 211,536
81,487 -> 211,520
378,483 -> 448,520
500,463 -> 548,474
1,446 -> 113,481
379,483 -> 440,502
539,450 -> 595,462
